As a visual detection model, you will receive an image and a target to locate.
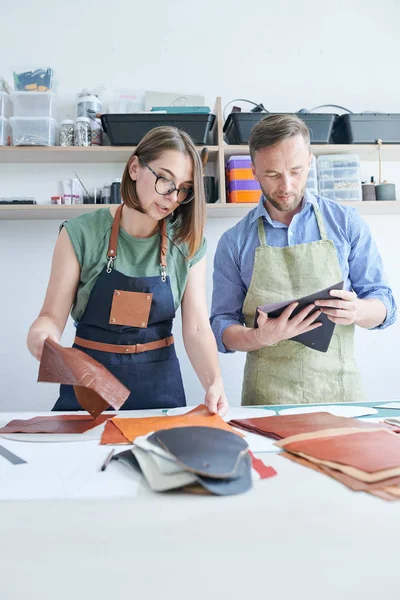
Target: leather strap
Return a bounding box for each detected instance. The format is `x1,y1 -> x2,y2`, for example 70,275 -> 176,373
107,204 -> 123,259
160,218 -> 168,268
74,335 -> 174,354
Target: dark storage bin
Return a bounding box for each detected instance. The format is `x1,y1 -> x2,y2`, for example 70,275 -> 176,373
205,176 -> 217,203
223,112 -> 337,144
332,113 -> 400,144
101,113 -> 215,146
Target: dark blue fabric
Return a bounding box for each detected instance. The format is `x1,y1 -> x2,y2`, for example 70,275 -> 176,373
53,266 -> 186,411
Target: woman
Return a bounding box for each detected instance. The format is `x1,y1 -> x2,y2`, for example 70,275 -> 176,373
27,126 -> 228,416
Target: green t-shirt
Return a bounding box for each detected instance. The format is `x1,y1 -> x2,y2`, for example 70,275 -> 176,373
64,208 -> 207,322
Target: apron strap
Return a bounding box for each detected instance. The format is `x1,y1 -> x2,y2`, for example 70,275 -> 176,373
160,219 -> 168,282
258,201 -> 328,247
106,204 -> 169,280
312,203 -> 329,240
257,217 -> 267,246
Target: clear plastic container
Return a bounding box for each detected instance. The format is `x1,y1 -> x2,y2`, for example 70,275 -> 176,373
10,117 -> 57,146
0,117 -> 11,145
10,92 -> 57,118
0,92 -> 12,118
317,154 -> 362,202
13,67 -> 53,92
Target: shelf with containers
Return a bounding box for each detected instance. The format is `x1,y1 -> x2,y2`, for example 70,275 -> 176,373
1,97 -> 400,218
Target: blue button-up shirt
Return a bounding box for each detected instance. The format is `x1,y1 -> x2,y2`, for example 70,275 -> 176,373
210,191 -> 397,353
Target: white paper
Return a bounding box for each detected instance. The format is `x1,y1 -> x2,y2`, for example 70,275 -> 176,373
277,405 -> 378,418
374,402 -> 400,410
0,438 -> 141,501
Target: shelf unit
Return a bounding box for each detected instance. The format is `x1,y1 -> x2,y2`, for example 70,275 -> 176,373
1,97 -> 399,219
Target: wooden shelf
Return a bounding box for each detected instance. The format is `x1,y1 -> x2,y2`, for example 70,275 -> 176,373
0,145 -> 219,164
223,144 -> 400,161
1,201 -> 399,220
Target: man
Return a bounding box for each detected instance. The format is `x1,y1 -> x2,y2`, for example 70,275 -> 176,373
210,114 -> 397,405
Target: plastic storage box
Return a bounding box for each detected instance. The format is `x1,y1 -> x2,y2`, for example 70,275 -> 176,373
101,113 -> 216,145
10,117 -> 57,146
11,92 -> 57,118
0,92 -> 12,118
13,68 -> 53,92
0,118 -> 11,145
226,155 -> 252,170
307,155 -> 318,196
332,113 -> 400,144
317,154 -> 362,202
224,113 -> 337,144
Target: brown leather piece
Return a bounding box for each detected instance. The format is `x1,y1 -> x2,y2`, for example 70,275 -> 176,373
110,405 -> 243,443
160,219 -> 168,268
109,289 -> 153,328
281,429 -> 400,475
107,204 -> 123,258
74,335 -> 174,354
280,451 -> 400,492
0,414 -> 111,434
229,411 -> 400,439
101,420 -> 131,445
38,338 -> 130,418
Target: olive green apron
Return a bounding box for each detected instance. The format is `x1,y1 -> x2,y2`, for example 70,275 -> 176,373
242,204 -> 364,405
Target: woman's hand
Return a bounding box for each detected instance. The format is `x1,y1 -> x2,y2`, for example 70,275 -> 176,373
27,330 -> 59,361
204,380 -> 229,417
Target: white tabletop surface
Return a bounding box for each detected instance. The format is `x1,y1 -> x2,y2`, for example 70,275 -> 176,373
0,408 -> 398,600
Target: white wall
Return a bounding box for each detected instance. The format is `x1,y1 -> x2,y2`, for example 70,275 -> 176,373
1,0 -> 400,411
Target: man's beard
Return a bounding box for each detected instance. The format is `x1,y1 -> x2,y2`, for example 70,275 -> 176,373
261,185 -> 306,213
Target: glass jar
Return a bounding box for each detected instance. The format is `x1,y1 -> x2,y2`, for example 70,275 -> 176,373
75,116 -> 91,146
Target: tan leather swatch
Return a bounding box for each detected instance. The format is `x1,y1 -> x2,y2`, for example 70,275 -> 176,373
0,414 -> 112,434
111,405 -> 242,443
38,338 -> 130,418
109,290 -> 152,328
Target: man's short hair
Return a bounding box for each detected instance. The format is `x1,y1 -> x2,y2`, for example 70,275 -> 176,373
249,114 -> 310,161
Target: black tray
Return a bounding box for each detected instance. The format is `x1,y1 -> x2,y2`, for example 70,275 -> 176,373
224,112 -> 338,144
101,113 -> 215,146
332,113 -> 400,144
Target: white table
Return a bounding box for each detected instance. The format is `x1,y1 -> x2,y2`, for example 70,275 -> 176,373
0,408 -> 398,600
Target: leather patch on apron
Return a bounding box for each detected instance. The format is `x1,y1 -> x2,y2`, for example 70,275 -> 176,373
109,290 -> 153,328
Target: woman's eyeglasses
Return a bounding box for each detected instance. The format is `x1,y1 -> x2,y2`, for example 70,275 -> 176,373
139,158 -> 194,205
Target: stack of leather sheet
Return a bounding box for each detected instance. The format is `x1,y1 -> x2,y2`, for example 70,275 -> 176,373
275,428 -> 400,501
229,412 -> 400,439
112,426 -> 275,496
229,412 -> 400,501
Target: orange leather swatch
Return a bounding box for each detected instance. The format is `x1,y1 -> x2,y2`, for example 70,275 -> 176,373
111,405 -> 242,443
38,338 -> 130,418
229,411 -> 399,439
101,419 -> 131,445
0,414 -> 112,434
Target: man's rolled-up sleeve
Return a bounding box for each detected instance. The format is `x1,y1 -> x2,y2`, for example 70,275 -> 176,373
210,232 -> 248,353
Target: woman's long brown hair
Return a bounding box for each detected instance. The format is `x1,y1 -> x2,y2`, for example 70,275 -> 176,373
120,126 -> 206,259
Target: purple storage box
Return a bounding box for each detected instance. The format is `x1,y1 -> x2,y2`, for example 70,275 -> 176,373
228,180 -> 261,192
226,155 -> 252,171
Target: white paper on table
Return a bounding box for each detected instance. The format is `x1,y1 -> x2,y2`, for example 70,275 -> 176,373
277,405 -> 378,418
0,438 -> 141,501
374,402 -> 400,410
232,429 -> 281,453
165,406 -> 276,419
